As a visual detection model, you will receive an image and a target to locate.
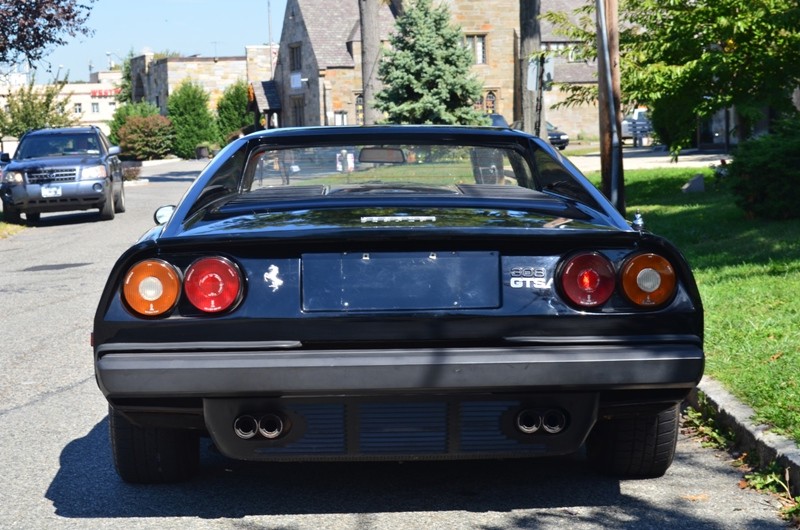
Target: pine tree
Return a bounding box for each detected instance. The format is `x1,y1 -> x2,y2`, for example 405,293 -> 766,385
374,0 -> 487,125
167,80 -> 218,159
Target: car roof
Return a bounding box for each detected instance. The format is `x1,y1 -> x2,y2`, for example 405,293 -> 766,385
24,127 -> 100,137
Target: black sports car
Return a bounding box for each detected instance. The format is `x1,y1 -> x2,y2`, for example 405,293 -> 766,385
93,125 -> 703,483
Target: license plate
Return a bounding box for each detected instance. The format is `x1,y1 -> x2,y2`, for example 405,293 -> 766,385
41,186 -> 62,198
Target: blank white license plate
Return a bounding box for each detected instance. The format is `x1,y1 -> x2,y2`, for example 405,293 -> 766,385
41,186 -> 62,198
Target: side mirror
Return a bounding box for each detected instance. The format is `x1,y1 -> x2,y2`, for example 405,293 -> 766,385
0,152 -> 10,163
154,205 -> 176,225
108,146 -> 121,156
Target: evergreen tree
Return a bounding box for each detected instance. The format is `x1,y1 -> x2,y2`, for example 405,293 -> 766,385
216,80 -> 250,142
0,76 -> 78,138
374,0 -> 487,125
167,80 -> 218,159
115,50 -> 135,105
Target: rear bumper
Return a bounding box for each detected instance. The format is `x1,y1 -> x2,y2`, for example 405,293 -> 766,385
96,342 -> 704,398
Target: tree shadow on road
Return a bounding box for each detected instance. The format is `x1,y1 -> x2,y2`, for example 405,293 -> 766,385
44,419 -> 783,528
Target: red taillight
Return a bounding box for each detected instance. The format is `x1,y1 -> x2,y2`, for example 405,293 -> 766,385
183,257 -> 242,313
122,259 -> 181,316
621,253 -> 677,307
560,252 -> 615,308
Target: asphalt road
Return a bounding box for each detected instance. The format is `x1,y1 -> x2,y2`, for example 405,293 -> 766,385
0,159 -> 789,530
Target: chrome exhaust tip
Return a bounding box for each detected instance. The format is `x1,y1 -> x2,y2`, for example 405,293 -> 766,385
258,413 -> 284,439
233,415 -> 258,439
542,409 -> 567,434
515,409 -> 542,434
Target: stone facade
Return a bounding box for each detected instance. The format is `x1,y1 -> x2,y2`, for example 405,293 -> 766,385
130,54 -> 250,114
273,0 -> 600,139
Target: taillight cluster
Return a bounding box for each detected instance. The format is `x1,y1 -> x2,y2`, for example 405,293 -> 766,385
559,251 -> 677,310
122,257 -> 243,317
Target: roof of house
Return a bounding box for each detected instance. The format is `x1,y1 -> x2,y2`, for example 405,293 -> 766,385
251,80 -> 281,112
296,0 -> 397,69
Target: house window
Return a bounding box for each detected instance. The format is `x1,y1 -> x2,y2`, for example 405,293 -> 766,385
334,111 -> 348,126
292,96 -> 304,126
289,44 -> 302,71
109,101 -> 116,111
73,103 -> 82,115
91,102 -> 100,113
484,91 -> 497,114
355,94 -> 364,125
465,35 -> 487,65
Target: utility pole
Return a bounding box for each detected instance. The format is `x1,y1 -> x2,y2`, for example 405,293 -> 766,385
519,0 -> 542,135
595,0 -> 625,216
359,0 -> 382,125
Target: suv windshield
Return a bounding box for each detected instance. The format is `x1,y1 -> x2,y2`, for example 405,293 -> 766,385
16,134 -> 100,159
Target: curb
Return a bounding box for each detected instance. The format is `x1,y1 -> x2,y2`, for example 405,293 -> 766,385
688,376 -> 800,496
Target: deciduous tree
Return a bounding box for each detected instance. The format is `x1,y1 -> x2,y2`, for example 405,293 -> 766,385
0,0 -> 96,67
0,77 -> 77,138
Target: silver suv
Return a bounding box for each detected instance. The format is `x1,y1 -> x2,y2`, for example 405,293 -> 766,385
1,126 -> 125,224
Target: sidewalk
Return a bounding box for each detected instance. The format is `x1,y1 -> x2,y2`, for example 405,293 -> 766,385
568,147 -> 730,173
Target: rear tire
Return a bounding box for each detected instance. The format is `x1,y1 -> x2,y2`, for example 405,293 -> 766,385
3,203 -> 22,224
586,403 -> 680,478
113,183 -> 126,213
99,189 -> 115,220
25,212 -> 40,224
109,405 -> 199,483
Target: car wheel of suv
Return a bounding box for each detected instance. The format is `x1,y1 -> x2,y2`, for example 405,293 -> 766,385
3,203 -> 22,224
109,405 -> 199,483
99,189 -> 115,220
113,183 -> 126,213
586,403 -> 680,478
26,212 -> 41,224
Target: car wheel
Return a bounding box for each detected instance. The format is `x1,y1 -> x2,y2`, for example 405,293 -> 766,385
25,212 -> 41,224
99,189 -> 115,220
109,405 -> 199,483
113,183 -> 126,213
3,203 -> 22,224
586,403 -> 680,478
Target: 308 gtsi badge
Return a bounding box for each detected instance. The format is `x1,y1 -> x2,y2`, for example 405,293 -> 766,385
93,125 -> 703,483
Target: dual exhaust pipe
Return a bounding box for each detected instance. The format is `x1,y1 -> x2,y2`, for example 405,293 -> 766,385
233,413 -> 284,440
516,408 -> 567,435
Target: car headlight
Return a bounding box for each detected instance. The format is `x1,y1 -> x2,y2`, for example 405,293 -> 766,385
560,134 -> 569,140
81,165 -> 108,180
2,171 -> 23,184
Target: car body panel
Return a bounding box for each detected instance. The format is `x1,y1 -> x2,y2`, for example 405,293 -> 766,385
93,125 -> 703,472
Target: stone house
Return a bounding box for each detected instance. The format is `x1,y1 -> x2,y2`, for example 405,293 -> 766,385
264,0 -> 598,138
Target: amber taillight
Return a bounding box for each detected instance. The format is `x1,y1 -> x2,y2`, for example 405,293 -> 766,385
621,253 -> 677,307
183,257 -> 242,313
122,259 -> 181,316
559,252 -> 616,308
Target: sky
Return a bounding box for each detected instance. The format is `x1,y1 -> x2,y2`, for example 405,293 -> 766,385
29,0 -> 287,82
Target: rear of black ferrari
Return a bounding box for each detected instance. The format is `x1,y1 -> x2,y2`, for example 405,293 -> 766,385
93,126 -> 704,483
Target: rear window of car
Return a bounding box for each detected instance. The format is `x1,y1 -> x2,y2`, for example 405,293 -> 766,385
242,143 -> 534,192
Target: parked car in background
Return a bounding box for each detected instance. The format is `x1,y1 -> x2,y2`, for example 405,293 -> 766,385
487,113 -> 510,127
621,109 -> 652,146
94,125 -> 703,484
0,126 -> 125,224
546,121 -> 569,150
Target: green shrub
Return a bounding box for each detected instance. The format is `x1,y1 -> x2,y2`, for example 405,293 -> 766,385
216,80 -> 251,141
118,115 -> 174,160
108,101 -> 160,145
727,118 -> 800,220
167,80 -> 219,159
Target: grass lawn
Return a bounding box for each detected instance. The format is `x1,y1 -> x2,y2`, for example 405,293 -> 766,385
587,167 -> 800,444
